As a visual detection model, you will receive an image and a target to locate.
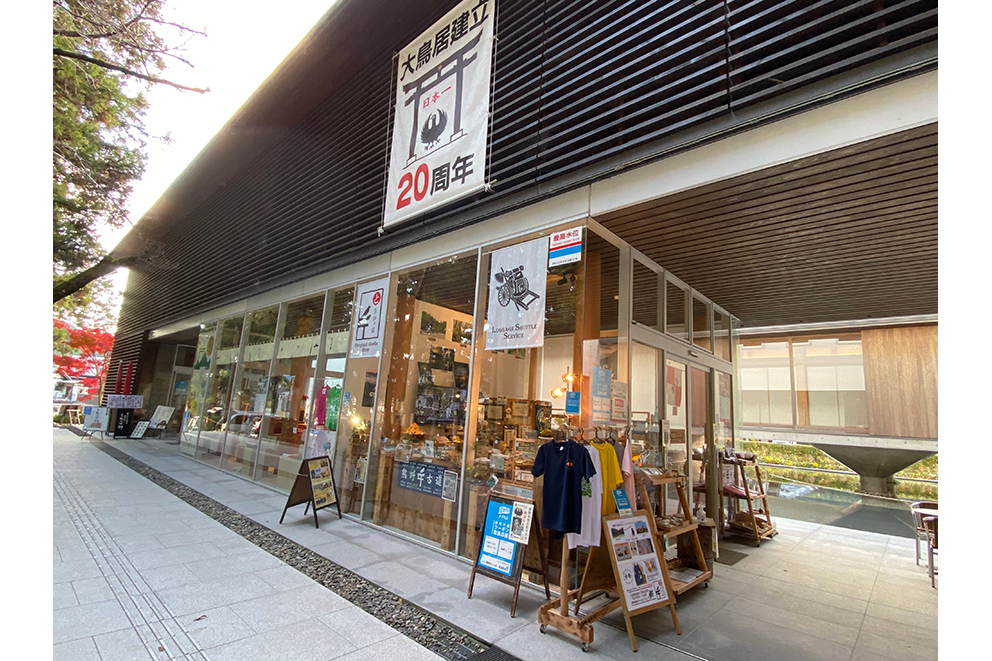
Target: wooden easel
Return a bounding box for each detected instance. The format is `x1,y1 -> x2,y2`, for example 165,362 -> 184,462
279,455 -> 343,528
537,512 -> 681,652
467,491 -> 551,617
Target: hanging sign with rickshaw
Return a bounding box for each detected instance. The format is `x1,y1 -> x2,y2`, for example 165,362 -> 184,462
485,237 -> 548,351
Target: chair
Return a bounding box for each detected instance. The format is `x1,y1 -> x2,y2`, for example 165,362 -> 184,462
923,516 -> 938,588
911,501 -> 938,565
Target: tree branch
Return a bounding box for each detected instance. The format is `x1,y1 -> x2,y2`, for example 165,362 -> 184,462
53,47 -> 209,93
54,255 -> 138,303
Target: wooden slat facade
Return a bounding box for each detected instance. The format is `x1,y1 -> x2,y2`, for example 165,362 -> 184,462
596,123 -> 937,328
108,0 -> 938,378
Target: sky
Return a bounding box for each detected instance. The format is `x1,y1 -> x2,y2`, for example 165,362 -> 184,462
101,0 -> 339,294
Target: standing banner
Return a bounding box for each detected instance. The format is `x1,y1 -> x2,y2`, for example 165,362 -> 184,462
383,0 -> 496,228
350,277 -> 390,358
485,237 -> 548,350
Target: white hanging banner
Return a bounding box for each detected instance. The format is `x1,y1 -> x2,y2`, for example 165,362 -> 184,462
350,277 -> 390,358
485,237 -> 548,351
382,0 -> 496,228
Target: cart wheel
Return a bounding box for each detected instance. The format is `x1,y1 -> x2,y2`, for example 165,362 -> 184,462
539,624 -> 547,634
704,582 -> 709,589
581,643 -> 590,653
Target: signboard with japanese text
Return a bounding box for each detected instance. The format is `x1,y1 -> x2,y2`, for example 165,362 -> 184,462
485,237 -> 548,350
397,460 -> 447,498
307,457 -> 338,509
611,381 -> 628,423
149,405 -> 175,428
107,394 -> 143,409
548,226 -> 583,267
279,455 -> 342,529
479,499 -> 516,576
83,406 -> 109,432
383,0 -> 496,228
129,421 -> 150,439
592,366 -> 612,423
565,391 -> 580,415
350,277 -> 390,358
468,492 -> 549,617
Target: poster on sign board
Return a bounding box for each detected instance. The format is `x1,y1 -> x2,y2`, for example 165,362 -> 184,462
351,277 -> 390,358
605,514 -> 669,611
485,237 -> 548,350
83,406 -> 109,432
382,0 -> 496,228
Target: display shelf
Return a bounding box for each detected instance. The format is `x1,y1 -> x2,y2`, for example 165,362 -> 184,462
637,474 -> 713,596
720,459 -> 777,547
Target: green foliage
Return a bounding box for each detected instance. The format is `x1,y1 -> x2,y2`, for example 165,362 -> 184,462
52,1 -> 204,310
741,440 -> 938,501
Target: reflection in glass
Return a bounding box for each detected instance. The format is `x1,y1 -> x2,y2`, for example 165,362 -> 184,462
740,340 -> 793,426
793,337 -> 867,429
181,322 -> 216,458
692,296 -> 711,351
195,315 -> 243,467
632,261 -> 658,329
255,294 -> 327,491
225,306 -> 279,480
713,309 -> 731,361
367,255 -> 478,549
666,280 -> 688,342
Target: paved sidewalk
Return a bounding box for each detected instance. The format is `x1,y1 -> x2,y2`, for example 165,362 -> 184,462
56,429 -> 939,661
53,428 -> 446,661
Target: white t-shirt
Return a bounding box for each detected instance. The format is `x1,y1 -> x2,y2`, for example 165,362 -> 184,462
567,445 -> 603,549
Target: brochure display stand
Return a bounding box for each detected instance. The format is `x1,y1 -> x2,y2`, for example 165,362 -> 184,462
467,491 -> 551,617
537,511 -> 681,652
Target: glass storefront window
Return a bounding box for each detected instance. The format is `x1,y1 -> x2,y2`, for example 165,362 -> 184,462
181,321 -> 217,458
632,260 -> 659,330
194,315 -> 243,467
666,279 -> 688,342
692,296 -> 711,351
331,282 -> 378,517
365,254 -> 479,549
251,294 -> 327,491
225,305 -> 279,480
713,308 -> 731,362
793,336 -> 867,429
740,340 -> 793,427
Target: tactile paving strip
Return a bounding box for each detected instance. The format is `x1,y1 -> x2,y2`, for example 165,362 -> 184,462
54,463 -> 209,660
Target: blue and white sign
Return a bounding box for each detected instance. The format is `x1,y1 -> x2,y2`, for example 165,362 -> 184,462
479,500 -> 516,576
565,390 -> 581,415
548,226 -> 583,267
613,488 -> 632,515
591,366 -> 612,423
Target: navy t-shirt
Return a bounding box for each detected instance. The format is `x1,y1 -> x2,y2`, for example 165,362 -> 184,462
532,440 -> 597,534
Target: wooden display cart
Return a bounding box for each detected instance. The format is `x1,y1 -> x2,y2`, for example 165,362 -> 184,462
722,458 -> 777,546
638,473 -> 712,595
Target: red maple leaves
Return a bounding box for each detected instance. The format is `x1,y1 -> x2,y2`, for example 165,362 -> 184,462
53,319 -> 114,400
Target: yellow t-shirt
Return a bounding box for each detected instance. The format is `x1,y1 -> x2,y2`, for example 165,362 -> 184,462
591,441 -> 624,515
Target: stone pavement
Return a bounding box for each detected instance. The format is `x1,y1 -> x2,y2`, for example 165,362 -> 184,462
53,428 -> 448,661
54,428 -> 939,661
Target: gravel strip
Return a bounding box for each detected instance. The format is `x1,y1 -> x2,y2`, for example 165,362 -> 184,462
86,437 -> 510,661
